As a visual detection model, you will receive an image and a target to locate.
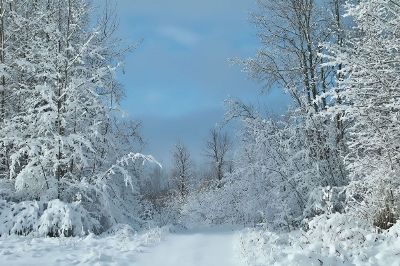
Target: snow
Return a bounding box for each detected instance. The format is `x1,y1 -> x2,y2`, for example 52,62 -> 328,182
0,226 -> 167,266
239,215 -> 400,266
136,227 -> 243,266
0,226 -> 244,266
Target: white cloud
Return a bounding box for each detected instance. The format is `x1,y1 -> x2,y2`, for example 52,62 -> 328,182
158,26 -> 201,46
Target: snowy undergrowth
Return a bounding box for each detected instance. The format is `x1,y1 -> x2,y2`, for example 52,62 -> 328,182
238,213 -> 400,266
0,225 -> 168,266
0,199 -> 100,237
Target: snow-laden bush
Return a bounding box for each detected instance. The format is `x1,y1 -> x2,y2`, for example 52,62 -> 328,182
182,187 -> 227,227
0,200 -> 40,236
182,163 -> 347,230
303,186 -> 347,221
239,213 -> 400,266
182,180 -> 272,228
0,179 -> 14,201
0,199 -> 99,237
0,153 -> 160,237
1,153 -> 161,237
37,200 -> 100,237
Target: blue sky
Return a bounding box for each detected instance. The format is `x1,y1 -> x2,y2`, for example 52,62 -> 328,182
111,0 -> 289,167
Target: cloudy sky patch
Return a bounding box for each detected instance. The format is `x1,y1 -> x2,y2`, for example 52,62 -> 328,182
158,26 -> 201,46
105,0 -> 290,165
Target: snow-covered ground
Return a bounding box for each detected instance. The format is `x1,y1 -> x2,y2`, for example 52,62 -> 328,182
136,227 -> 243,266
0,226 -> 167,266
0,227 -> 243,266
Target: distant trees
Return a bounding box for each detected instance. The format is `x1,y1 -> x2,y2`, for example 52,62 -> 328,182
205,128 -> 232,184
171,142 -> 192,202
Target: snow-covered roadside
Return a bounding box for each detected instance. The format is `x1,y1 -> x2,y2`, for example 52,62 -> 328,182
0,226 -> 168,266
237,214 -> 400,266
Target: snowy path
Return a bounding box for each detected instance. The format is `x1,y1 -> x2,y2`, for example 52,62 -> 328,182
135,228 -> 243,266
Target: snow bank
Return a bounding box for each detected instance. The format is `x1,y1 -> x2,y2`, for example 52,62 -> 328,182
0,225 -> 168,266
0,199 -> 99,237
238,213 -> 400,266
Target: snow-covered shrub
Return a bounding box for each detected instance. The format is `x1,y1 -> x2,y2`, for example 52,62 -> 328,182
182,187 -> 234,227
58,153 -> 161,233
37,200 -> 100,237
0,200 -> 40,236
0,179 -> 14,201
304,213 -> 375,256
345,180 -> 399,230
0,199 -> 99,237
157,193 -> 185,226
182,175 -> 278,228
136,226 -> 169,246
239,213 -> 400,266
304,186 -> 347,221
239,224 -> 354,265
0,152 -> 162,237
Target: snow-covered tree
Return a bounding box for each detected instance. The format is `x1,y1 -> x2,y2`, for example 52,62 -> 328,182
238,0 -> 348,189
204,128 -> 232,185
171,142 -> 192,203
326,0 -> 400,228
244,0 -> 343,112
0,0 -> 107,201
0,0 -> 156,235
204,0 -> 350,230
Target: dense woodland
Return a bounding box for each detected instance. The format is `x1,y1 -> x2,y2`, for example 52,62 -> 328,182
0,0 -> 400,264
